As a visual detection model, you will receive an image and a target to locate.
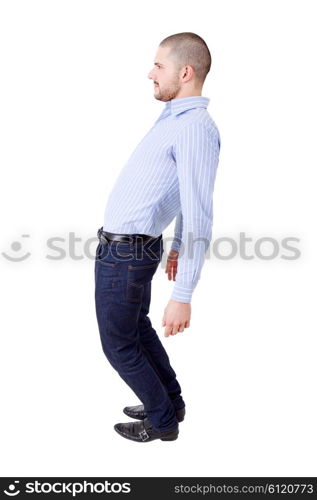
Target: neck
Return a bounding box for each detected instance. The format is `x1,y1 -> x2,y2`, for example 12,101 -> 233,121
174,88 -> 202,99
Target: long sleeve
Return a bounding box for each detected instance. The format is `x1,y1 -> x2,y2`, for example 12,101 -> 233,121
171,121 -> 220,303
171,211 -> 183,252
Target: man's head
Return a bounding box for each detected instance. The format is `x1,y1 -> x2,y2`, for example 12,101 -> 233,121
148,32 -> 212,102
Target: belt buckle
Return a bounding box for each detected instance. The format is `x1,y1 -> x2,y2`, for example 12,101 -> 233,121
98,228 -> 109,245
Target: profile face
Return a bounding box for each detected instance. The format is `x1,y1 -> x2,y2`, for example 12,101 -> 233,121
147,46 -> 182,102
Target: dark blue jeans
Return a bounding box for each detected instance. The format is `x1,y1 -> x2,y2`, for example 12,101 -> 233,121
94,227 -> 185,433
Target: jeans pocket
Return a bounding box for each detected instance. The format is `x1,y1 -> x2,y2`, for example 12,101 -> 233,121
125,261 -> 158,303
96,260 -> 119,293
126,280 -> 144,303
96,247 -> 118,268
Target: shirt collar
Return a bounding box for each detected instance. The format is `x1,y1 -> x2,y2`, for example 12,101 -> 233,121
154,95 -> 209,125
168,95 -> 210,116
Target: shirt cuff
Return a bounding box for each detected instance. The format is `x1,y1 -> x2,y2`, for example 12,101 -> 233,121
171,282 -> 193,303
171,236 -> 182,252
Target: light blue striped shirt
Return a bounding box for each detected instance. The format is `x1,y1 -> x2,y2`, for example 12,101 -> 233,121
103,95 -> 221,303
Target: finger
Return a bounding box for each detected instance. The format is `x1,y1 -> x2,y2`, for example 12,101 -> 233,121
173,267 -> 177,280
169,267 -> 173,280
173,264 -> 178,280
164,324 -> 176,337
171,324 -> 181,335
167,264 -> 172,280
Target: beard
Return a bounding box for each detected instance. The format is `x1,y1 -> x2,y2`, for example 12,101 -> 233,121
154,75 -> 181,102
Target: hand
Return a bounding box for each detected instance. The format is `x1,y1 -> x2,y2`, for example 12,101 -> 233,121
162,299 -> 191,337
165,249 -> 179,281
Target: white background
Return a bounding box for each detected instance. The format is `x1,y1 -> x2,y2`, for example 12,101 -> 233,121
0,0 -> 316,477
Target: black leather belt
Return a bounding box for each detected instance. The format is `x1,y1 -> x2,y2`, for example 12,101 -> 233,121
97,227 -> 161,245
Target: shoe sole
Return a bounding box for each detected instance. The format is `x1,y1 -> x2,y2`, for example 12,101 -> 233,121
160,434 -> 178,441
123,408 -> 185,423
114,425 -> 178,442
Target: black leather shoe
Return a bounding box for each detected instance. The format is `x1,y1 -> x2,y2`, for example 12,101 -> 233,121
123,404 -> 186,422
114,417 -> 179,442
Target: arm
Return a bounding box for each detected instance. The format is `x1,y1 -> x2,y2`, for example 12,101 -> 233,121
165,211 -> 182,282
171,210 -> 183,252
171,121 -> 220,303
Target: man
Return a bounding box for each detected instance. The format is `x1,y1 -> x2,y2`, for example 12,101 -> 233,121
95,32 -> 221,442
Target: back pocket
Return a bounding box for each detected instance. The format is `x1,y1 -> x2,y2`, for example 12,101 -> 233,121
126,261 -> 159,303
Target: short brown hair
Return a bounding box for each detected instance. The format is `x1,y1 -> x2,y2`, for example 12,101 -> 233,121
159,32 -> 212,85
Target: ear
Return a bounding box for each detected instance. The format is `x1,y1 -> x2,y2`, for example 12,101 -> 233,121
182,65 -> 194,82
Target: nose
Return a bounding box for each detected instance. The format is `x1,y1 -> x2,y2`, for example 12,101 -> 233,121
148,67 -> 157,80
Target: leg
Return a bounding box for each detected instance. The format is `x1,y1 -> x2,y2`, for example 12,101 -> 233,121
138,279 -> 185,411
95,245 -> 178,433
